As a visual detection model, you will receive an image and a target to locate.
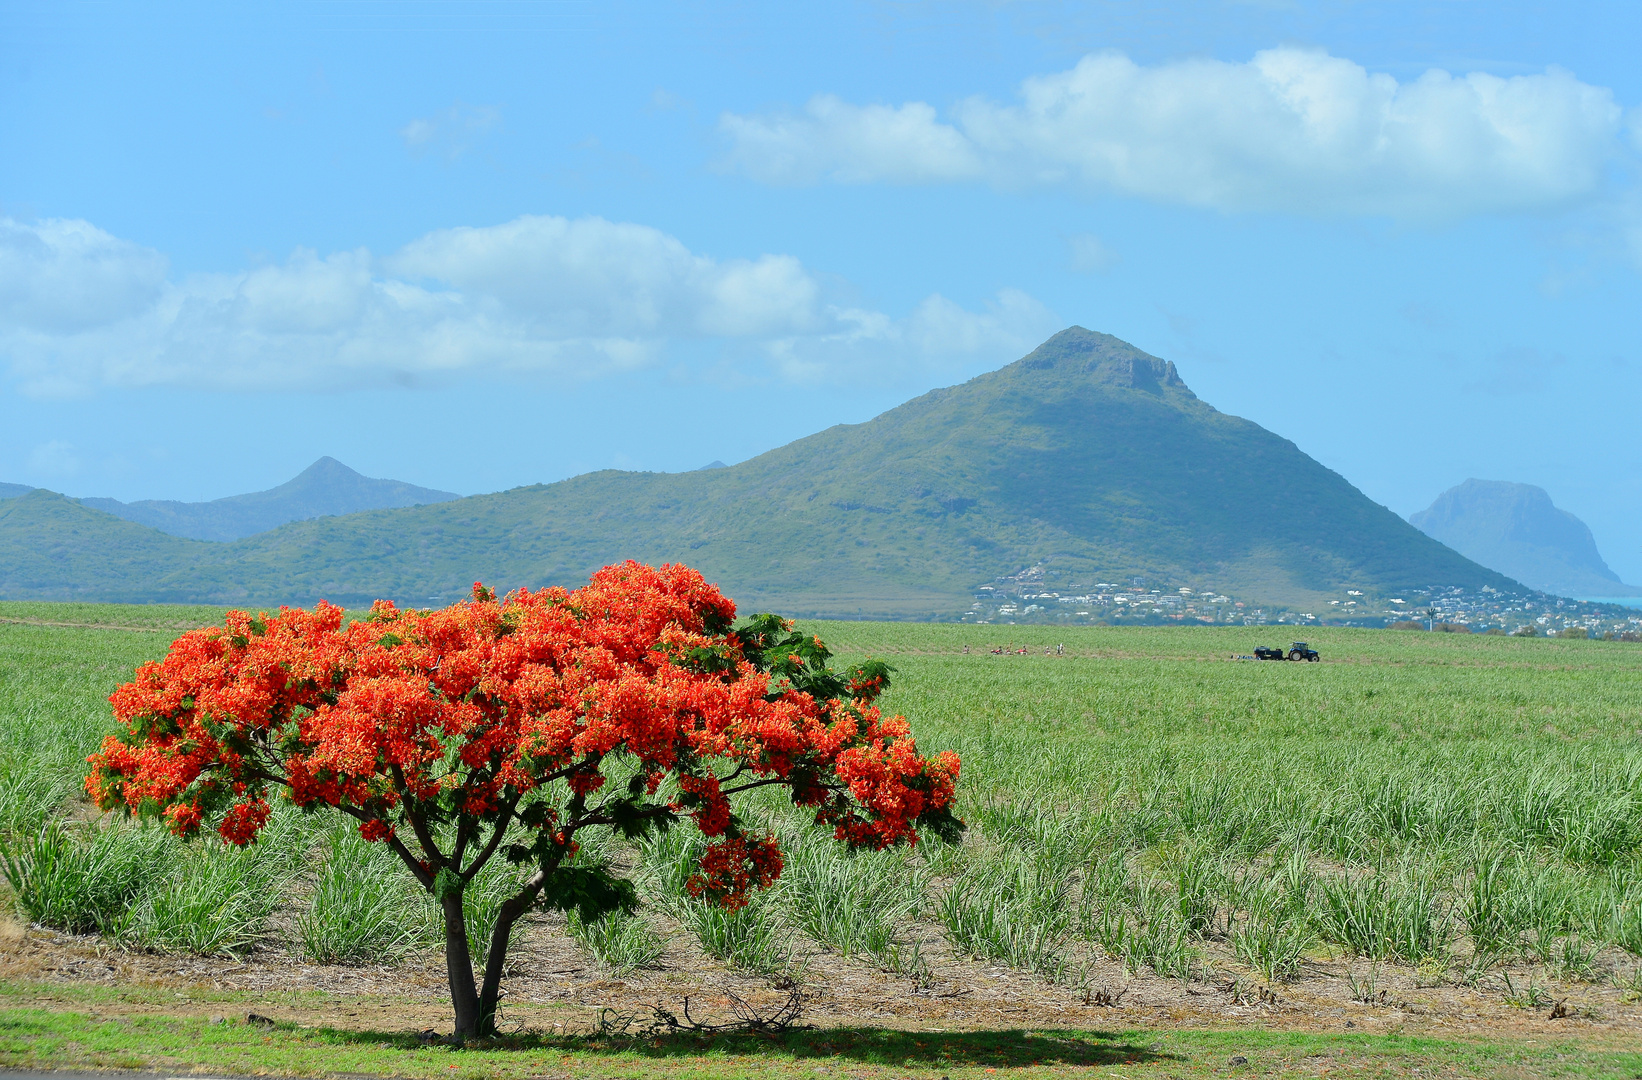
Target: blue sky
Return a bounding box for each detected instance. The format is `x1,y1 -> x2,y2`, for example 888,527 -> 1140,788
3,1 -> 1640,581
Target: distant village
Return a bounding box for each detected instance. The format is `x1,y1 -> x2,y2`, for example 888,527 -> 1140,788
961,564 -> 1642,640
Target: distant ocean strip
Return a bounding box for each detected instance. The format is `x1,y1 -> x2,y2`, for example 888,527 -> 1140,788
1577,597 -> 1642,610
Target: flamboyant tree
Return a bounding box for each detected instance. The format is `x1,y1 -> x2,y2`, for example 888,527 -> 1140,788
86,562 -> 961,1037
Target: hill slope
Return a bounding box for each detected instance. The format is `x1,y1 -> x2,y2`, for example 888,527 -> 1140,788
1410,479 -> 1640,599
0,490 -> 218,604
0,328 -> 1517,614
77,457 -> 459,542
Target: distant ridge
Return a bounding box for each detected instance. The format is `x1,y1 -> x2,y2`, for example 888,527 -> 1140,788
0,490 -> 212,604
1411,479 -> 1641,599
0,329 -> 1518,614
0,483 -> 31,501
78,457 -> 460,542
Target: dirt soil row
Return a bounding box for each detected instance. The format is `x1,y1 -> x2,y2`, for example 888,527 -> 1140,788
4,911 -> 1640,1050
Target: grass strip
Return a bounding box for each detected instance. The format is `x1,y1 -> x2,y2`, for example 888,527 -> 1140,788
0,993 -> 1638,1079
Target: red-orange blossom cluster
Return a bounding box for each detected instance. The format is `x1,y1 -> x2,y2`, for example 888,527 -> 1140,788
87,562 -> 959,908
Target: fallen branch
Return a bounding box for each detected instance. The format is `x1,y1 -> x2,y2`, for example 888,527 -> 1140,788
1081,984 -> 1128,1007
594,985 -> 811,1039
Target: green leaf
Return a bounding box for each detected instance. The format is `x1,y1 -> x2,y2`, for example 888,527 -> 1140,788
917,805 -> 967,846
537,866 -> 638,924
605,797 -> 676,841
433,867 -> 463,901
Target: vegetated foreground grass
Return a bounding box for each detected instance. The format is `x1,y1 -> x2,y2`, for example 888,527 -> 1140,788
1,604 -> 1641,1078
830,624 -> 1642,979
0,599 -> 232,632
2,983 -> 1641,1080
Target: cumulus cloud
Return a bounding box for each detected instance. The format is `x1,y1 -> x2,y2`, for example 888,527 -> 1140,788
387,216 -> 823,339
719,47 -> 1628,218
0,215 -> 1058,396
721,97 -> 983,185
0,218 -> 169,332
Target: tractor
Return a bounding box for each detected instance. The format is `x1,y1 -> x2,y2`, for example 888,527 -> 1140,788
1254,642 -> 1320,662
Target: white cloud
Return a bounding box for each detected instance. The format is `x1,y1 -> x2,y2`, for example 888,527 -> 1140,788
387,215 -> 822,339
1616,187 -> 1642,268
761,288 -> 1058,384
401,102 -> 501,160
0,218 -> 168,332
0,215 -> 1058,396
26,439 -> 81,477
719,47 -> 1628,219
1066,233 -> 1119,273
720,97 -> 982,185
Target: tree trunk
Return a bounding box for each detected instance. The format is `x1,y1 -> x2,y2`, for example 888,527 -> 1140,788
442,891 -> 482,1039
476,890 -> 534,1034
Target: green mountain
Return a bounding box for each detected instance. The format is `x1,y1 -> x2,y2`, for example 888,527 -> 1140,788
1410,479 -> 1641,599
0,489 -> 210,604
77,456 -> 459,541
0,328 -> 1517,615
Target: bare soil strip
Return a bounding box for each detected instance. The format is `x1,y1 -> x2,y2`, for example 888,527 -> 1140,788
5,908 -> 1638,1048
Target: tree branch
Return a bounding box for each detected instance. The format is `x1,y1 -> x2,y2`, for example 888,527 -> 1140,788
569,799 -> 677,832
390,764 -> 447,869
460,793 -> 522,882
339,805 -> 434,889
238,765 -> 289,788
722,775 -> 824,798
452,807 -> 475,868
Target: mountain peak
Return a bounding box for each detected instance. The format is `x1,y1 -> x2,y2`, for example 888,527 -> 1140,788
1411,478 -> 1637,597
76,459 -> 460,542
302,456 -> 358,476
1012,326 -> 1193,396
1,329 -> 1515,612
285,456 -> 370,491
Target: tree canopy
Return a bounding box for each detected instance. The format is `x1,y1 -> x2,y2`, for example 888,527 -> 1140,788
87,561 -> 961,1036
